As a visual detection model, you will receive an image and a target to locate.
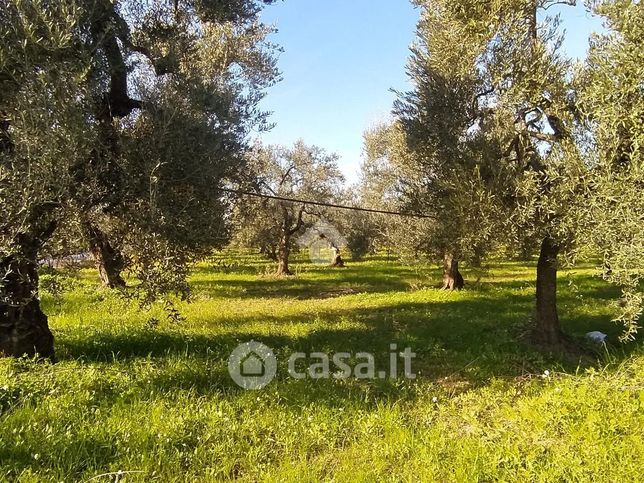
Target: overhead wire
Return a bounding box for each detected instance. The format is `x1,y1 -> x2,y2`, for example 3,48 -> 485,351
216,187 -> 433,219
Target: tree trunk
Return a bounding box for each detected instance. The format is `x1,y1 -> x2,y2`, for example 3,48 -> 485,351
0,254 -> 55,359
330,245 -> 345,267
1,204 -> 57,359
532,235 -> 567,349
442,253 -> 464,290
276,233 -> 292,276
83,222 -> 126,288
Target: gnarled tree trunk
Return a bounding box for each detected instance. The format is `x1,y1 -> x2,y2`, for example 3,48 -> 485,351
442,253 -> 464,290
83,222 -> 125,288
532,235 -> 568,350
275,204 -> 305,276
1,207 -> 57,360
276,233 -> 292,276
330,244 -> 345,267
0,254 -> 54,359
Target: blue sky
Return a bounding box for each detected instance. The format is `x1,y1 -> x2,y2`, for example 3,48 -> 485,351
258,1 -> 604,183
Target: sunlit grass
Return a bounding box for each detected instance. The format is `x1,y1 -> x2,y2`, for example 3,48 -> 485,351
1,253 -> 642,481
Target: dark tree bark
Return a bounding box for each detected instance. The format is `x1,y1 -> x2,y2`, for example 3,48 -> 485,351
330,244 -> 345,267
0,207 -> 57,359
276,233 -> 292,276
70,2 -> 142,290
275,204 -> 305,276
532,235 -> 568,349
442,253 -> 464,290
0,255 -> 54,359
83,222 -> 126,288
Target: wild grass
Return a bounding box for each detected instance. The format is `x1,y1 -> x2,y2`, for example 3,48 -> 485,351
1,253 -> 642,481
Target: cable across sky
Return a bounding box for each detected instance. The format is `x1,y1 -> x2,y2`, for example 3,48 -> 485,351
217,187 -> 433,219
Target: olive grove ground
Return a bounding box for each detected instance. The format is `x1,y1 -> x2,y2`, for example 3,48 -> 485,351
0,253 -> 642,481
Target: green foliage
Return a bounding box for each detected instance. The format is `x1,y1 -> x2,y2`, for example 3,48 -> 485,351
388,0 -> 643,339
388,0 -> 515,263
575,0 -> 644,339
231,141 -> 344,264
38,271 -> 78,300
342,215 -> 374,260
0,0 -> 279,306
0,255 -> 642,480
0,0 -> 95,252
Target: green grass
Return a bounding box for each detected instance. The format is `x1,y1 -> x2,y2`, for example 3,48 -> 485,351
1,253 -> 643,481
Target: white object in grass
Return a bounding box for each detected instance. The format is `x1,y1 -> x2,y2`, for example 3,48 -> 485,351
585,331 -> 608,344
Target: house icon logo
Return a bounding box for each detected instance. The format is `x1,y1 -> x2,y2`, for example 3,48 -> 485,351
241,352 -> 265,377
228,341 -> 277,389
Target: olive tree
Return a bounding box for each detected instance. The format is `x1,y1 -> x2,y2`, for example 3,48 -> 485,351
232,141 -> 344,275
576,0 -> 644,340
0,0 -> 278,358
393,0 -> 513,288
392,0 -> 643,351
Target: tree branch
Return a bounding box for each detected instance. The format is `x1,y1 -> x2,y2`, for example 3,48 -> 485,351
279,163 -> 296,188
92,0 -> 142,119
528,131 -> 558,142
288,205 -> 306,235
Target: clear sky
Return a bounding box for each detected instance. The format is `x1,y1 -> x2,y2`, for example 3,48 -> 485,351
257,0 -> 604,184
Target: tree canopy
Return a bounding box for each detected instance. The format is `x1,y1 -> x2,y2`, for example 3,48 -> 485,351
232,141 -> 344,275
0,0 -> 641,359
383,0 -> 643,350
0,0 -> 279,358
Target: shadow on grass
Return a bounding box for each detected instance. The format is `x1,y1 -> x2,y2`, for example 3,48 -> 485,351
43,256 -> 641,413
57,287 -> 639,392
189,264 -> 424,300
4,258 -> 639,480
2,282 -> 639,480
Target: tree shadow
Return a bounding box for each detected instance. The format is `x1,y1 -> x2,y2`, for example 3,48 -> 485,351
56,286 -> 640,403
5,259 -> 637,479
189,264 -> 424,300
35,255 -> 639,421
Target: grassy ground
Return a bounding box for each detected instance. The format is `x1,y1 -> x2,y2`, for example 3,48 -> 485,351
1,253 -> 642,481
